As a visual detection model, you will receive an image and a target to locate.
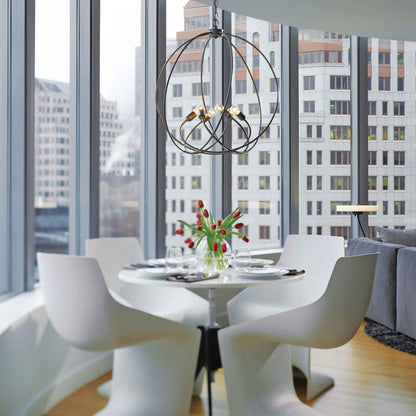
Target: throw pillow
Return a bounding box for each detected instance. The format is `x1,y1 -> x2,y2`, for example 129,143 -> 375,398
377,227 -> 416,247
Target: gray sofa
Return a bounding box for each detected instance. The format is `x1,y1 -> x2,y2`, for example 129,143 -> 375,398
347,238 -> 416,339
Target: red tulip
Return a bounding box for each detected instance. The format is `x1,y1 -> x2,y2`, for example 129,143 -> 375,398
221,243 -> 227,253
217,219 -> 223,226
196,213 -> 201,219
184,237 -> 191,244
175,229 -> 184,235
197,225 -> 203,231
212,242 -> 219,252
203,209 -> 209,218
232,210 -> 241,218
198,200 -> 204,208
242,236 -> 249,243
188,241 -> 195,248
197,219 -> 201,225
235,223 -> 244,229
220,229 -> 227,235
211,224 -> 216,230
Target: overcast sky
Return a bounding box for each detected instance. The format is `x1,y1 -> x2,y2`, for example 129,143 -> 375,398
35,0 -> 187,120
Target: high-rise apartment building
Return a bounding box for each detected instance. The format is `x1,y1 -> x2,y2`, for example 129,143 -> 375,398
34,78 -> 133,208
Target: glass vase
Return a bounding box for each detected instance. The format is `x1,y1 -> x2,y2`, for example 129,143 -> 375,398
196,239 -> 231,273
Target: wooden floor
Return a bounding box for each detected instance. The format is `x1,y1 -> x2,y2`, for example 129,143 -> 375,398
45,323 -> 416,415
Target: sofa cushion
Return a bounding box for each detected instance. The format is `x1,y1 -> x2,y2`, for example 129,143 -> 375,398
347,238 -> 404,330
396,247 -> 416,339
377,226 -> 416,247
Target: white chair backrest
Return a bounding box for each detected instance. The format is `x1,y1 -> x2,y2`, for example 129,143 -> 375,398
277,234 -> 345,302
304,253 -> 379,348
37,253 -> 113,349
85,237 -> 144,293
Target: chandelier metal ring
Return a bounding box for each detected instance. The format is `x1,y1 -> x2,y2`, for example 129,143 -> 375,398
156,8 -> 279,155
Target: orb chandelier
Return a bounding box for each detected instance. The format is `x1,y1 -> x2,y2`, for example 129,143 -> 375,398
156,0 -> 279,155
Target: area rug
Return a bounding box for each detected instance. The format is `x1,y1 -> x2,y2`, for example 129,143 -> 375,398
364,320 -> 416,355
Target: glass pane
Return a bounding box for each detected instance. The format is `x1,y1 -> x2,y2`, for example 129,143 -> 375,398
165,1 -> 212,252
299,30 -> 351,240
34,0 -> 71,273
99,0 -> 142,239
367,38 -> 415,238
231,16 -> 282,250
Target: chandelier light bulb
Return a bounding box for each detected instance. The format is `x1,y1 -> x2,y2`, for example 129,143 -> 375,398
209,109 -> 217,117
215,104 -> 224,112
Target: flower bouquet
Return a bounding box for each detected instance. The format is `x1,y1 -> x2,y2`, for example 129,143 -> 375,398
175,200 -> 249,272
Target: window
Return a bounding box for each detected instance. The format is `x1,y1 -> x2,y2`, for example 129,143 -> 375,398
317,151 -> 322,165
306,125 -> 312,138
393,101 -> 405,116
253,55 -> 259,68
394,151 -> 405,165
394,201 -> 405,215
383,176 -> 388,190
330,176 -> 350,190
172,107 -> 182,117
249,103 -> 260,114
259,225 -> 270,240
259,151 -> 270,165
368,126 -> 377,140
270,51 -> 275,67
330,75 -> 350,89
191,176 -> 201,189
379,51 -> 390,64
394,176 -> 405,190
382,102 -> 388,115
330,125 -> 351,140
398,77 -> 404,91
368,176 -> 377,190
259,201 -> 270,214
379,77 -> 390,91
382,126 -> 388,140
303,101 -> 315,113
307,176 -> 312,190
304,76 -> 315,90
368,151 -> 377,165
383,201 -> 388,215
34,0 -> 72,266
394,126 -> 405,141
172,84 -> 182,97
191,129 -> 201,140
317,201 -> 322,215
259,176 -> 270,190
192,154 -> 201,165
238,176 -> 249,189
330,101 -> 350,115
331,227 -> 350,240
238,153 -> 248,165
235,80 -> 247,94
270,78 -> 279,92
397,52 -> 404,65
316,125 -> 322,138
331,201 -> 350,215
307,201 -> 312,215
317,176 -> 322,190
252,32 -> 259,44
307,151 -> 312,165
239,201 -> 249,214
192,82 -> 210,96
383,151 -> 388,165
368,101 -> 376,115
331,151 -> 350,165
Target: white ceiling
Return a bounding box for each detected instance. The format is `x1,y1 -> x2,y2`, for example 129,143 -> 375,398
200,0 -> 416,42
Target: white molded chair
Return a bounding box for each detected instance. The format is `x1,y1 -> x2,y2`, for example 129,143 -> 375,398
227,235 -> 345,400
86,237 -> 208,395
219,253 -> 378,416
38,253 -> 200,416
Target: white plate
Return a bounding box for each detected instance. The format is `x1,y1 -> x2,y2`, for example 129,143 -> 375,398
231,258 -> 274,268
237,267 -> 290,279
139,268 -> 185,279
147,256 -> 196,268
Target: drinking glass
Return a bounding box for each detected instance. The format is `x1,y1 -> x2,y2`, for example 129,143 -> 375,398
166,247 -> 183,269
232,249 -> 251,270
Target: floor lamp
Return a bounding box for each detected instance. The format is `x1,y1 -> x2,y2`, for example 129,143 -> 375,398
336,205 -> 380,237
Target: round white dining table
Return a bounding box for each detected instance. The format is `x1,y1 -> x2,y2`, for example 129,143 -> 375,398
119,266 -> 304,416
